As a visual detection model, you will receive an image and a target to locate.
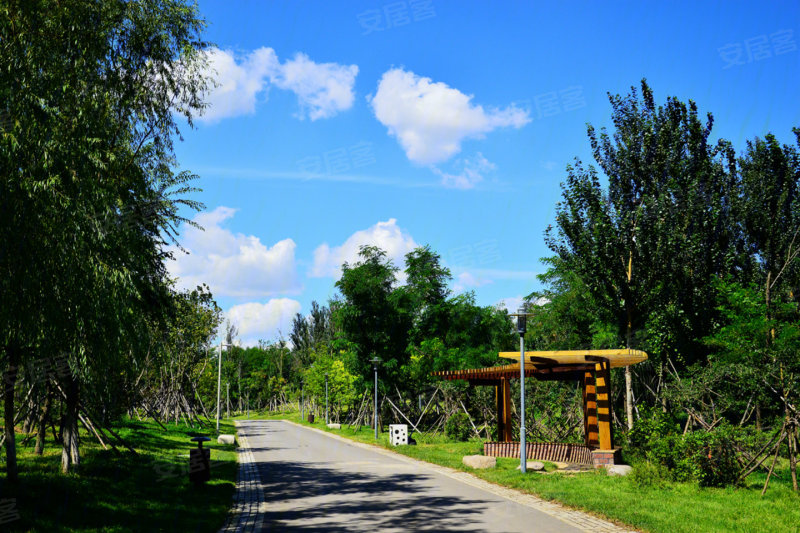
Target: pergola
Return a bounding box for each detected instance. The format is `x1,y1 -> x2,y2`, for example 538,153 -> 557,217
433,349 -> 647,466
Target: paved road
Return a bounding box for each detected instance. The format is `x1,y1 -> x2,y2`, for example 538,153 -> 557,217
237,419 -> 591,532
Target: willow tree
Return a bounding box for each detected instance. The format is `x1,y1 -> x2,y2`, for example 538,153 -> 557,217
0,0 -> 209,477
545,80 -> 739,429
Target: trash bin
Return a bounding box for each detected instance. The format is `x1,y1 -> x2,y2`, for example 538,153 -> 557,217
189,436 -> 211,485
308,413 -> 315,423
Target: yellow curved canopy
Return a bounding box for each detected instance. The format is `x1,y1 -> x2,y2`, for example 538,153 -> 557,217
498,349 -> 648,369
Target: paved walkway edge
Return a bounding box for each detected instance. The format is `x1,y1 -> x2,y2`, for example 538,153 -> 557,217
217,422 -> 266,533
279,419 -> 637,533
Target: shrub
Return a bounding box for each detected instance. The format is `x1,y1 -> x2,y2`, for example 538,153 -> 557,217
445,412 -> 473,442
630,460 -> 671,488
686,424 -> 742,487
627,406 -> 679,451
627,407 -> 742,487
646,433 -> 699,482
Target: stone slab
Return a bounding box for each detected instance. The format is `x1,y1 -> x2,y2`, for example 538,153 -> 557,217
218,434 -> 236,445
463,455 -> 496,469
606,465 -> 633,477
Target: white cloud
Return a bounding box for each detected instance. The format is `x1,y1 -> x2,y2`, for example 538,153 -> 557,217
169,206 -> 300,299
452,271 -> 494,293
199,47 -> 278,122
272,53 -> 359,120
448,268 -> 539,281
310,218 -> 418,279
226,299 -> 301,346
199,47 -> 357,122
433,152 -> 496,189
368,68 -> 530,165
496,295 -> 525,313
495,295 -> 549,312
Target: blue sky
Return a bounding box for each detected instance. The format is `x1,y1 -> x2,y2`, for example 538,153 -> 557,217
168,0 -> 800,345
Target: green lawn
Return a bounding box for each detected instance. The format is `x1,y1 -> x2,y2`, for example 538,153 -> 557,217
253,409 -> 800,533
0,418 -> 237,532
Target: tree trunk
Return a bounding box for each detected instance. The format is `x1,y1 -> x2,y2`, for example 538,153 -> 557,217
624,252 -> 635,430
624,367 -> 634,429
788,420 -> 798,492
60,375 -> 80,473
3,344 -> 20,482
22,395 -> 36,434
625,309 -> 635,430
34,385 -> 52,455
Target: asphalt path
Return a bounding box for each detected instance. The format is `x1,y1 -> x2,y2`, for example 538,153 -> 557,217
239,419 -> 585,532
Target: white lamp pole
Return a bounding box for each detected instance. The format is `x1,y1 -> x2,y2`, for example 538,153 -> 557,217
325,373 -> 329,425
515,308 -> 529,473
217,340 -> 232,432
370,357 -> 381,439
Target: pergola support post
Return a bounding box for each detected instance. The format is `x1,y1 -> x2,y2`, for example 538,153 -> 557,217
582,370 -> 599,447
495,377 -> 512,442
594,358 -> 613,450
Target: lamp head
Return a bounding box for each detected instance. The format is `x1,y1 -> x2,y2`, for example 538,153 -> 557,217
515,307 -> 527,335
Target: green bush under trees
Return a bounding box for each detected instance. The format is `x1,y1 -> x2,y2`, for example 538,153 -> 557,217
445,412 -> 473,442
627,408 -> 748,487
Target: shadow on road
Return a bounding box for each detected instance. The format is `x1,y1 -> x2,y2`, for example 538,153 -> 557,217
256,459 -> 500,532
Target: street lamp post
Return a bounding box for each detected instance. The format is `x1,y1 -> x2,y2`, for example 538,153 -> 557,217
301,380 -> 304,422
514,307 -> 528,473
216,340 -> 233,433
325,373 -> 329,425
370,357 -> 381,439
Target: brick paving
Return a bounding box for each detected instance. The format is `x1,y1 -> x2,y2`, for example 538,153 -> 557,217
217,422 -> 266,533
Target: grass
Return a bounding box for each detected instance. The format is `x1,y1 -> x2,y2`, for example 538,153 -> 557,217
251,408 -> 800,533
0,417 -> 238,532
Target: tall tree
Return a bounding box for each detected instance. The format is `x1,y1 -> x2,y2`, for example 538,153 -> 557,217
334,246 -> 411,389
545,80 -> 738,428
290,301 -> 333,368
738,131 -> 800,311
733,129 -> 800,488
402,245 -> 452,345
